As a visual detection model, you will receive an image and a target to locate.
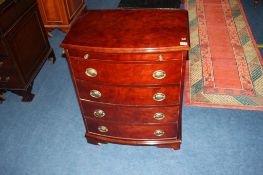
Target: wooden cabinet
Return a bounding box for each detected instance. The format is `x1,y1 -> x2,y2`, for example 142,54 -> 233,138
37,0 -> 86,32
61,10 -> 190,149
0,0 -> 55,102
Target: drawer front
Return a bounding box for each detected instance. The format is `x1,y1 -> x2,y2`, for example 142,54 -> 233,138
86,118 -> 178,139
0,41 -> 20,89
77,80 -> 181,105
0,41 -> 13,73
70,59 -> 183,85
0,57 -> 17,86
0,74 -> 23,89
82,100 -> 180,123
67,50 -> 184,61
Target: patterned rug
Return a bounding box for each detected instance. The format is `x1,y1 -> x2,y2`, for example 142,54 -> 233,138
185,0 -> 263,110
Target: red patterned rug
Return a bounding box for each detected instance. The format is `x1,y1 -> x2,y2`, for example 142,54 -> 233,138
185,0 -> 263,110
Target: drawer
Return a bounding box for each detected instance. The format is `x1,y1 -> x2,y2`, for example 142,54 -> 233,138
82,100 -> 180,123
0,61 -> 22,88
0,74 -> 23,89
77,80 -> 181,105
70,58 -> 183,85
85,118 -> 178,139
67,50 -> 184,61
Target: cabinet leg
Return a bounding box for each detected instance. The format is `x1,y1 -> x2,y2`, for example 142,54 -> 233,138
86,137 -> 101,145
61,49 -> 66,58
157,143 -> 181,150
47,49 -> 56,64
11,82 -> 35,102
0,90 -> 6,103
86,136 -> 107,146
0,95 -> 4,103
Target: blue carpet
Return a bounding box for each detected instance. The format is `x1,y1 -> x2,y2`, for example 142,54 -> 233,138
0,1 -> 263,175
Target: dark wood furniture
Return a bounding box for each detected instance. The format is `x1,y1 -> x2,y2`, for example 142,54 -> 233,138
61,9 -> 190,149
119,0 -> 182,8
37,0 -> 86,32
0,0 -> 55,102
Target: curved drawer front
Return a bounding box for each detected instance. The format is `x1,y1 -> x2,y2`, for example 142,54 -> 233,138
81,100 -> 180,123
77,80 -> 181,105
70,59 -> 183,85
68,50 -> 184,61
0,74 -> 23,88
86,119 -> 178,139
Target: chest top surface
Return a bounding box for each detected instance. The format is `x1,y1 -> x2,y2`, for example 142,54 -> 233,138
61,9 -> 189,53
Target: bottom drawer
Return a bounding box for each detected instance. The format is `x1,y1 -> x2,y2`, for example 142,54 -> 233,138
0,76 -> 22,89
85,118 -> 178,140
0,59 -> 22,89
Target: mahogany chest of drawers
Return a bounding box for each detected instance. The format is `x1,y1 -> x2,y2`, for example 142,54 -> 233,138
0,0 -> 55,102
61,9 -> 189,149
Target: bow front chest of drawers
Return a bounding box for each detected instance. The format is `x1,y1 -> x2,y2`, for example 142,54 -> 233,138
61,9 -> 189,149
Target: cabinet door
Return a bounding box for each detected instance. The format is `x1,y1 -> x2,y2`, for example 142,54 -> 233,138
37,0 -> 67,25
64,0 -> 84,20
5,7 -> 50,84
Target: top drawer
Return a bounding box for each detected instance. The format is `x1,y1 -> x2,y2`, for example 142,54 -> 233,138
67,50 -> 185,61
69,58 -> 183,85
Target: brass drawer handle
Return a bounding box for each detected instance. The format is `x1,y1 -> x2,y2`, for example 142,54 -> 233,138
154,129 -> 165,137
94,109 -> 106,118
153,113 -> 165,120
153,93 -> 166,101
98,126 -> 108,133
84,53 -> 89,59
85,68 -> 97,77
0,76 -> 10,82
5,76 -> 10,81
90,90 -> 101,99
153,70 -> 166,79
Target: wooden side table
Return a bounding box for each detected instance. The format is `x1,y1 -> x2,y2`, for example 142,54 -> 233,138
0,0 -> 55,102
